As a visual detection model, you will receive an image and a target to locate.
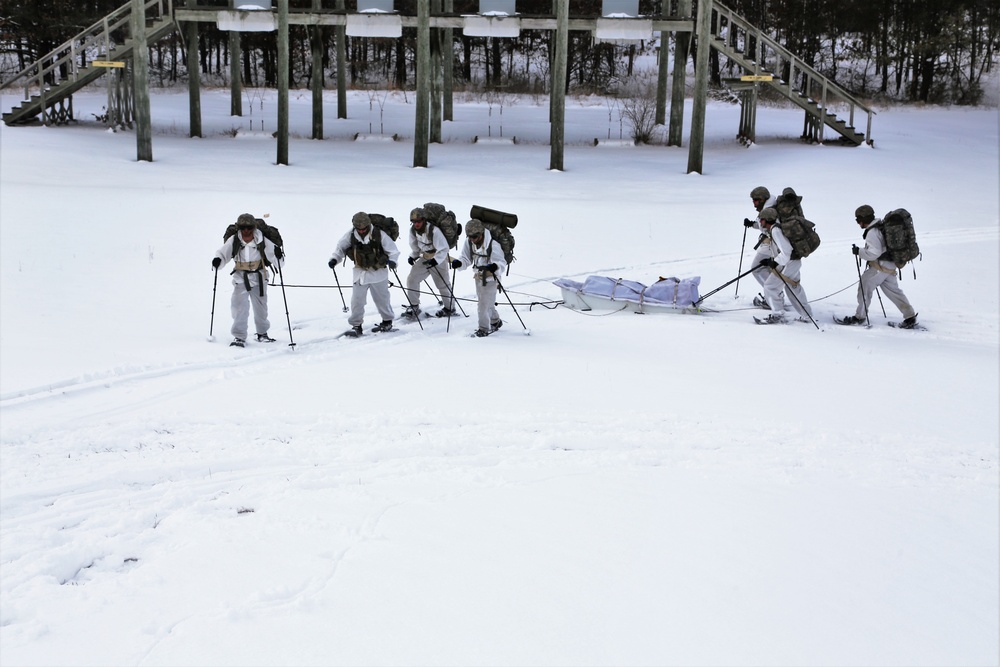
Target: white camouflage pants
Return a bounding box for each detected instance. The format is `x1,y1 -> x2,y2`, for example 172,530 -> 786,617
856,262 -> 916,320
404,260 -> 455,311
230,270 -> 269,340
762,260 -> 812,319
349,280 -> 394,327
474,273 -> 501,331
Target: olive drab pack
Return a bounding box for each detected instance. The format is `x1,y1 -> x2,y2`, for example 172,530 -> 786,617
469,205 -> 517,267
879,208 -> 920,268
422,202 -> 463,249
223,217 -> 283,266
367,213 -> 399,241
777,215 -> 821,260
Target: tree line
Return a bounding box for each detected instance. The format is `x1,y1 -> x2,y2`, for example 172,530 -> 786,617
1,0 -> 997,104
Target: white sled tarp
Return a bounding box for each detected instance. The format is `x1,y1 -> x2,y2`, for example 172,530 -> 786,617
554,275 -> 701,314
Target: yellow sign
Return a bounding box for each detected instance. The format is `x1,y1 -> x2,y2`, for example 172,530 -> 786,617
740,74 -> 773,82
92,61 -> 125,68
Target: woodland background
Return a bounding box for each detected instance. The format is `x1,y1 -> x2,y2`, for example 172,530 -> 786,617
1,0 -> 998,105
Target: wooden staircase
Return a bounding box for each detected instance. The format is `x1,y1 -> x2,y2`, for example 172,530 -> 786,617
1,0 -> 176,126
709,0 -> 874,145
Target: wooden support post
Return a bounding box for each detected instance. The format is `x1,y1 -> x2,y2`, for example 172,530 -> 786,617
310,27 -> 324,139
229,30 -> 242,116
277,0 -> 289,165
686,0 -> 711,173
335,0 -> 347,119
131,0 -> 152,162
430,0 -> 442,143
414,0 -> 431,167
549,0 -> 568,171
655,29 -> 669,126
668,0 -> 691,146
310,0 -> 323,139
186,20 -> 202,138
443,0 -> 454,122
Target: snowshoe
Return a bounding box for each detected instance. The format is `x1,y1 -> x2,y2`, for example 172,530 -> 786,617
341,325 -> 364,338
401,306 -> 421,320
434,307 -> 456,318
752,294 -> 771,310
471,328 -> 490,338
834,315 -> 865,326
753,314 -> 785,325
490,319 -> 503,333
889,316 -> 925,331
371,320 -> 396,333
255,333 -> 276,343
230,338 -> 246,347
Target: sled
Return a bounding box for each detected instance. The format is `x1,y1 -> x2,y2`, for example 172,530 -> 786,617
553,275 -> 702,315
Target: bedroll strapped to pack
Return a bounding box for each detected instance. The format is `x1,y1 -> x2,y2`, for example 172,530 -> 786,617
778,215 -> 821,260
368,213 -> 399,241
422,202 -> 462,249
880,208 -> 920,268
223,217 -> 283,265
470,204 -> 518,229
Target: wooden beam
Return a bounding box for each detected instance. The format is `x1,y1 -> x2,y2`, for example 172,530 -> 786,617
413,0 -> 430,167
549,0 -> 568,171
131,0 -> 152,161
686,0 -> 711,173
277,0 -> 289,165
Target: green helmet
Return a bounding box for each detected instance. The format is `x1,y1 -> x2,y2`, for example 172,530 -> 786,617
236,213 -> 256,229
855,205 -> 875,224
750,186 -> 770,201
352,212 -> 371,230
465,219 -> 484,237
410,207 -> 427,223
759,207 -> 778,222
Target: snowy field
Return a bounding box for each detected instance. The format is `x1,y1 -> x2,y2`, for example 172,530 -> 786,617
1,86 -> 998,666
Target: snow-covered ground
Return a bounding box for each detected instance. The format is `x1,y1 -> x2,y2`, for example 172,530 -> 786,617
1,87 -> 998,666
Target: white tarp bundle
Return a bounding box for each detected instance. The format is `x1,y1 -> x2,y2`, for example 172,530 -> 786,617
554,275 -> 700,312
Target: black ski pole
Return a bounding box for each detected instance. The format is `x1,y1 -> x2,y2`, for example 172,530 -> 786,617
424,279 -> 441,305
331,265 -> 348,313
774,267 -> 820,330
276,260 -> 296,348
855,254 -> 871,327
392,266 -> 423,330
735,223 -> 749,297
208,265 -> 219,342
695,265 -> 760,305
874,287 -> 887,317
495,278 -> 530,335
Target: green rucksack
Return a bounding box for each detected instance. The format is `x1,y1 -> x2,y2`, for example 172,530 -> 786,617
879,208 -> 920,268
777,215 -> 821,260
469,205 -> 517,266
422,202 -> 462,249
368,213 -> 399,241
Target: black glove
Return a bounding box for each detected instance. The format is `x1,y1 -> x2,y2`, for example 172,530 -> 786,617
423,258 -> 438,268
482,263 -> 498,273
758,258 -> 778,269
852,244 -> 860,256
274,246 -> 283,260
387,260 -> 397,270
328,258 -> 337,269
451,259 -> 462,269
212,257 -> 222,268
743,218 -> 755,228
407,256 -> 416,266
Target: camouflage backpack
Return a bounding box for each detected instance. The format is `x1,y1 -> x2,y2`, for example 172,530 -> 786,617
879,208 -> 920,268
422,202 -> 463,249
777,215 -> 821,260
368,213 -> 399,241
774,187 -> 804,221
